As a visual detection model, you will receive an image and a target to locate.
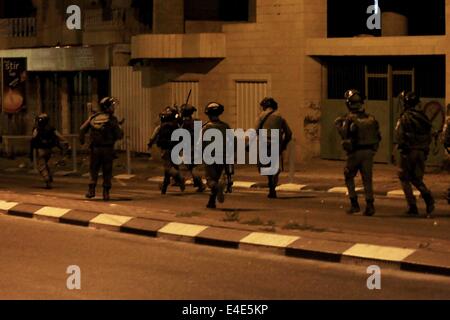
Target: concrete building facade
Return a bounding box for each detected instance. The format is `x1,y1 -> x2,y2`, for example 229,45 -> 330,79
0,0 -> 449,164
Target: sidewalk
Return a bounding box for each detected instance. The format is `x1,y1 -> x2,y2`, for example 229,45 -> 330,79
1,153 -> 448,200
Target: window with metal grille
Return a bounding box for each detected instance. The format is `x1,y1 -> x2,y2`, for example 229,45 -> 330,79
171,81 -> 199,111
327,61 -> 365,99
236,81 -> 268,130
185,0 -> 252,21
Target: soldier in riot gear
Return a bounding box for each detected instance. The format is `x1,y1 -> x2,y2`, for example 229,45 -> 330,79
202,102 -> 233,209
80,97 -> 124,201
335,89 -> 381,216
153,106 -> 186,195
395,91 -> 435,216
255,97 -> 292,199
30,113 -> 69,189
180,103 -> 205,192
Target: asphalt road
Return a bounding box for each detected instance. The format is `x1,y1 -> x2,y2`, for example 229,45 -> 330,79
0,173 -> 449,244
1,214 -> 450,300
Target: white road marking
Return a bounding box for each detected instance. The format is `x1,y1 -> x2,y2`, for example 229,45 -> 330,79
387,190 -> 420,198
328,187 -> 363,195
0,200 -> 19,211
148,176 -> 164,183
114,174 -> 136,180
240,233 -> 299,248
82,172 -> 102,178
233,181 -> 257,188
34,207 -> 71,218
90,214 -> 133,227
343,243 -> 415,262
158,222 -> 208,237
276,184 -> 307,192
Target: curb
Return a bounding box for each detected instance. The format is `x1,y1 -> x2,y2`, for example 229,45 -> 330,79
2,169 -> 448,200
1,199 -> 449,278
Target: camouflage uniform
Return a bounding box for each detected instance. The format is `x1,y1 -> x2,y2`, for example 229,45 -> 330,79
255,105 -> 292,198
181,114 -> 205,192
395,92 -> 435,215
336,90 -> 381,216
202,102 -> 233,209
80,109 -> 123,200
30,116 -> 68,189
155,117 -> 185,195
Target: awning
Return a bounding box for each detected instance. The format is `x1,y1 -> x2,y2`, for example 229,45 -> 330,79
0,45 -> 115,71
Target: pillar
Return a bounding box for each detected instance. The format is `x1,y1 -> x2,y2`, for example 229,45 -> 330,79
60,77 -> 70,135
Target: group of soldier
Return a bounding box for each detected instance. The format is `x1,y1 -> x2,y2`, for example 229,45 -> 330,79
336,89 -> 449,218
145,97 -> 292,209
28,96 -> 292,210
28,89 -> 450,216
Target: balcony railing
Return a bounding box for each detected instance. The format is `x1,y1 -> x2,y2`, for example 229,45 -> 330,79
0,17 -> 36,37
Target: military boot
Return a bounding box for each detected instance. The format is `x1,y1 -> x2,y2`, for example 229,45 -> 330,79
207,195 -> 217,209
423,193 -> 435,216
268,189 -> 277,199
45,180 -> 52,190
103,187 -> 111,201
178,176 -> 186,192
161,175 -> 170,195
364,200 -> 375,216
268,177 -> 277,199
217,183 -> 225,204
347,198 -> 360,214
406,204 -> 419,216
85,184 -> 96,199
194,177 -> 205,193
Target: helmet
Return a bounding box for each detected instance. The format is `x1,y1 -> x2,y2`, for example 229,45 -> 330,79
400,91 -> 420,109
160,106 -> 179,123
345,89 -> 365,111
36,113 -> 49,127
205,102 -> 225,116
180,104 -> 197,118
99,97 -> 118,113
260,97 -> 278,110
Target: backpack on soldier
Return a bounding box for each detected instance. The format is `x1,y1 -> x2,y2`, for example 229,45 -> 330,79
401,109 -> 432,148
35,125 -> 59,149
89,113 -> 114,146
157,122 -> 178,150
348,113 -> 381,149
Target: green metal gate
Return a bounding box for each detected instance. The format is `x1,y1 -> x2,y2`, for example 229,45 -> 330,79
321,58 -> 446,166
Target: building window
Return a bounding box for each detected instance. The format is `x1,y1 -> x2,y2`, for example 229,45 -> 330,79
185,0 -> 253,22
328,0 -> 445,37
236,81 -> 268,130
132,0 -> 153,28
0,0 -> 36,18
170,81 -> 199,111
327,56 -> 445,101
415,56 -> 445,98
327,60 -> 366,99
